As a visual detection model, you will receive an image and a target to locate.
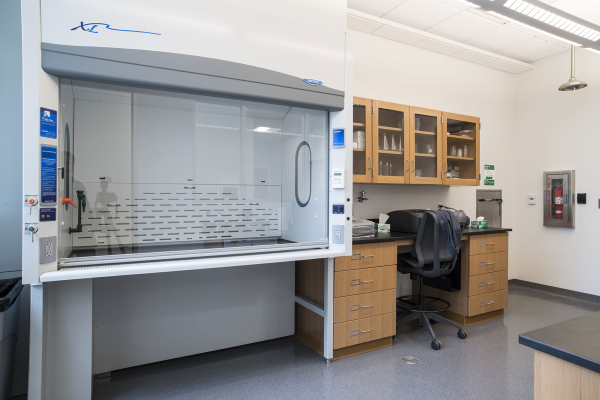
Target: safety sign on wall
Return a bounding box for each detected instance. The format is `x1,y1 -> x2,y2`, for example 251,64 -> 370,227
40,107 -> 57,139
484,164 -> 495,186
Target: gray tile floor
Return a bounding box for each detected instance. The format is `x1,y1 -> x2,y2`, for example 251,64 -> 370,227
92,285 -> 600,400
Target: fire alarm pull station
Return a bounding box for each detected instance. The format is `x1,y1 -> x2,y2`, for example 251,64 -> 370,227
543,170 -> 575,228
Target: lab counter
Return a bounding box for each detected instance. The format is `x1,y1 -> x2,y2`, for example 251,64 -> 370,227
352,226 -> 512,244
519,311 -> 600,399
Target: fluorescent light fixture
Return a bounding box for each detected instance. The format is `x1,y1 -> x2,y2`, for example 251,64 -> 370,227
456,0 -> 481,8
502,0 -> 600,41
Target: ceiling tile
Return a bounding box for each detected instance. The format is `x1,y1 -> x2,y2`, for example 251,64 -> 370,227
347,0 -> 408,17
426,11 -> 499,42
452,50 -> 496,64
382,0 -> 462,31
347,14 -> 384,33
464,25 -> 533,52
484,59 -> 531,73
584,13 -> 600,25
415,38 -> 463,55
434,0 -> 472,10
497,37 -> 567,62
550,0 -> 600,20
371,25 -> 427,45
505,21 -> 570,48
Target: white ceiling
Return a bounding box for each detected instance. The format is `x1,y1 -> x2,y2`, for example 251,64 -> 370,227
346,0 -> 595,72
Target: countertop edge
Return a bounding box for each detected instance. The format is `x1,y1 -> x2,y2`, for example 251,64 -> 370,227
519,335 -> 600,374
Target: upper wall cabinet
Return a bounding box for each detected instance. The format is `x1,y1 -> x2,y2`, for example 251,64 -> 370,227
409,107 -> 442,185
353,97 -> 373,183
442,112 -> 480,186
352,97 -> 480,187
373,101 -> 410,184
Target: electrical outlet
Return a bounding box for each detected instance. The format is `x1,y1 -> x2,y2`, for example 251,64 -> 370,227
39,236 -> 57,264
332,225 -> 344,244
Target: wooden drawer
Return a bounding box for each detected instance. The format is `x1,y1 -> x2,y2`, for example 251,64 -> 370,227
335,242 -> 397,272
334,289 -> 396,324
334,312 -> 396,350
468,289 -> 508,317
469,251 -> 508,275
469,270 -> 508,295
334,265 -> 396,298
469,233 -> 508,255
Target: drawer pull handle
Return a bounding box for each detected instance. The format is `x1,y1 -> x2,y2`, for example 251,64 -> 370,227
479,261 -> 496,267
361,279 -> 375,283
350,304 -> 361,311
487,281 -> 495,285
361,304 -> 374,308
479,301 -> 495,307
350,279 -> 362,286
351,254 -> 361,260
361,328 -> 374,333
362,255 -> 375,258
350,329 -> 360,337
479,242 -> 496,247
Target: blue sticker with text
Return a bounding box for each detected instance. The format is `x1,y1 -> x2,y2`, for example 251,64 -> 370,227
41,146 -> 57,204
333,128 -> 345,148
40,108 -> 57,139
40,208 -> 56,222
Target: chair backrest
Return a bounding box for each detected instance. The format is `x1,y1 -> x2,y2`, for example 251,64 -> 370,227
410,211 -> 458,277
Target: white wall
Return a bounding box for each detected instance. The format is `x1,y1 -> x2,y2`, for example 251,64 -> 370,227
514,49 -> 600,296
350,30 -> 519,286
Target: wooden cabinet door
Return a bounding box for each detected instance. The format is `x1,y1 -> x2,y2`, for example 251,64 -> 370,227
352,97 -> 373,183
442,112 -> 480,186
372,100 -> 410,184
408,107 -> 442,185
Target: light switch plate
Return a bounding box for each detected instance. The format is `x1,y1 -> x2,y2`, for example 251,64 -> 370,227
528,195 -> 536,205
39,236 -> 57,264
332,225 -> 344,244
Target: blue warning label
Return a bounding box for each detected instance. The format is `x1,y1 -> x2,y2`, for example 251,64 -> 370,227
41,146 -> 57,205
40,108 -> 57,139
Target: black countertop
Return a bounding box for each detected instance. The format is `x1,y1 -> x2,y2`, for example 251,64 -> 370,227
519,311 -> 600,374
352,226 -> 511,244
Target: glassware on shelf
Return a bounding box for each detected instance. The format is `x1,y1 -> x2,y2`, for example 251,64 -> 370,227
427,144 -> 433,154
451,145 -> 457,156
400,137 -> 404,152
463,144 -> 468,157
415,169 -> 422,177
457,148 -> 463,157
389,162 -> 393,176
391,135 -> 397,151
379,160 -> 383,175
415,117 -> 421,131
353,131 -> 365,149
383,133 -> 389,150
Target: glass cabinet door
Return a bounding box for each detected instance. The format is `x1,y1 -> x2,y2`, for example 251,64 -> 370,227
409,107 -> 442,184
353,97 -> 373,183
442,112 -> 480,186
373,100 -> 409,184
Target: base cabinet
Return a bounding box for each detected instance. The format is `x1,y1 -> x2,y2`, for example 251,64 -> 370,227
295,241 -> 399,361
416,233 -> 509,326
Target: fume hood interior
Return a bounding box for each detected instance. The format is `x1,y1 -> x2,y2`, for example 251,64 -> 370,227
57,80 -> 329,266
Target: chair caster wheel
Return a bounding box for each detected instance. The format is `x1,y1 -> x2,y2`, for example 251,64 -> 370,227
431,340 -> 441,350
458,330 -> 467,339
429,319 -> 438,325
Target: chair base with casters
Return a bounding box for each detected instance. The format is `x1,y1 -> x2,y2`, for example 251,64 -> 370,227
396,274 -> 467,350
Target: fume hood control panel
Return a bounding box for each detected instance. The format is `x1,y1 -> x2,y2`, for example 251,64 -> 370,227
332,169 -> 345,189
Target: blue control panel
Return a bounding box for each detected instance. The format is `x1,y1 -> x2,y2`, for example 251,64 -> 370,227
40,208 -> 56,222
332,204 -> 344,214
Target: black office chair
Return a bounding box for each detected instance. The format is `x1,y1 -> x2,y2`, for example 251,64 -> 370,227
396,211 -> 467,350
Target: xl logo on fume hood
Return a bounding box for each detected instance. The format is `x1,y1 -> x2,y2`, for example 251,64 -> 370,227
302,79 -> 323,86
71,22 -> 161,35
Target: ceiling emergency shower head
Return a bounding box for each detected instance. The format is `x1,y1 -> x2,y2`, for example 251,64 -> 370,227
559,45 -> 588,91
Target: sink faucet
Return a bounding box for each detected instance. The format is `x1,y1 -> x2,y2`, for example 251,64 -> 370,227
357,191 -> 368,203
